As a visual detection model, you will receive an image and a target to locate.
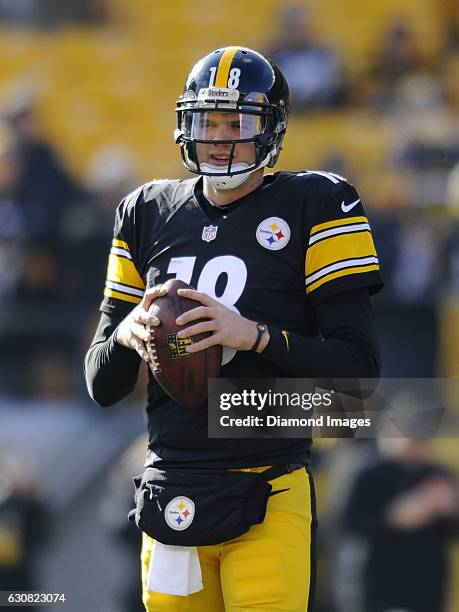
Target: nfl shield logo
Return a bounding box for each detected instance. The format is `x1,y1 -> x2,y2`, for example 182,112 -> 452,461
202,225 -> 218,242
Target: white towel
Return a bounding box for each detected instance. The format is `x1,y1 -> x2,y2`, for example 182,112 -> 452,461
147,541 -> 203,596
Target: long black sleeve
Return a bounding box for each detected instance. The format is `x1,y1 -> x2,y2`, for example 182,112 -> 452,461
84,312 -> 142,407
261,288 -> 380,379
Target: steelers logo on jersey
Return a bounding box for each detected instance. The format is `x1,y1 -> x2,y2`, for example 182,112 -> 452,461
256,217 -> 291,251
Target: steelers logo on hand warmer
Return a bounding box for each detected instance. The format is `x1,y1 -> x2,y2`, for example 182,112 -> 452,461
165,496 -> 195,531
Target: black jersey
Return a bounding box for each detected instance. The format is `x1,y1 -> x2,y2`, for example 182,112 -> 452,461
100,170 -> 382,467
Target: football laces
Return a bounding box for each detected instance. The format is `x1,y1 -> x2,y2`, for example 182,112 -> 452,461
146,326 -> 161,373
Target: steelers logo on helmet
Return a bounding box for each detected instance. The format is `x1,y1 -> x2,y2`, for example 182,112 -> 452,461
164,496 -> 195,531
256,217 -> 291,251
174,46 -> 290,189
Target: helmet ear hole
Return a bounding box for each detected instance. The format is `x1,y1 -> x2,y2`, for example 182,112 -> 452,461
254,133 -> 270,147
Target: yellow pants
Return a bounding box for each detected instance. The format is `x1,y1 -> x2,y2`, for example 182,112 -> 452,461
141,467 -> 316,612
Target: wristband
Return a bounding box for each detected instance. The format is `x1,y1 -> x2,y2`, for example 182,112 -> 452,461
251,323 -> 267,352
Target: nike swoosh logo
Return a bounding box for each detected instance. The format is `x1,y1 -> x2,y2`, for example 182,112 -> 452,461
281,330 -> 290,351
341,198 -> 360,213
270,488 -> 290,497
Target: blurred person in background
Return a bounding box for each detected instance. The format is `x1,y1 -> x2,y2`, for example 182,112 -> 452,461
0,123 -> 30,394
3,89 -> 83,308
85,45 -> 382,612
36,0 -> 106,27
0,449 -> 48,609
267,4 -> 347,112
390,217 -> 440,304
3,91 -> 80,246
343,417 -> 459,612
84,144 -> 140,223
369,22 -> 427,111
321,439 -> 378,612
100,435 -> 147,612
0,124 -> 26,300
0,90 -> 99,398
58,144 -> 141,306
369,22 -> 459,209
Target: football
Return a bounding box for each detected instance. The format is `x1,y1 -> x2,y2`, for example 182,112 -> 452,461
146,278 -> 222,407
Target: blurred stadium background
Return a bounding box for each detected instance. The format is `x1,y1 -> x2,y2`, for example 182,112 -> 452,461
0,1 -> 458,611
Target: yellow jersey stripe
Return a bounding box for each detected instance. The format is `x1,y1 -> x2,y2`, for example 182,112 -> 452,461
306,264 -> 380,294
306,231 -> 377,276
215,46 -> 239,87
104,287 -> 142,304
310,216 -> 368,236
112,238 -> 130,250
106,253 -> 145,289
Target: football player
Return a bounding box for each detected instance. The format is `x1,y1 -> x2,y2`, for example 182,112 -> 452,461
85,46 -> 383,612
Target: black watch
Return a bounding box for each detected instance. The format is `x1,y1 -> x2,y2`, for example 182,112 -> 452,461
251,323 -> 267,352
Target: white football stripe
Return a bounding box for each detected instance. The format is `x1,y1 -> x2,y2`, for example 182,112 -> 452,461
309,223 -> 370,246
106,281 -> 144,297
305,256 -> 379,286
110,247 -> 132,259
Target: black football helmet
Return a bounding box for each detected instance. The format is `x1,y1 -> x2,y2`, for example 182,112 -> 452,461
175,46 -> 290,188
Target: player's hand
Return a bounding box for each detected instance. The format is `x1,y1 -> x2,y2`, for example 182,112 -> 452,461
115,285 -> 167,361
175,288 -> 266,353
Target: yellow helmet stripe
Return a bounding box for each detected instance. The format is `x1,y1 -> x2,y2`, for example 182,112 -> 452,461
215,46 -> 239,87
